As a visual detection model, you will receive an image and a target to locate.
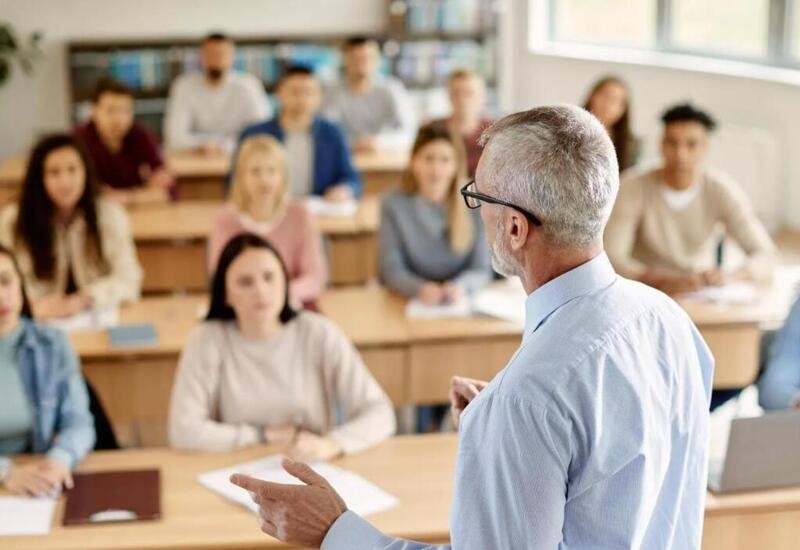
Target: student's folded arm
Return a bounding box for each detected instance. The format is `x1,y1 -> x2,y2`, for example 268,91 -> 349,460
163,80 -> 206,150
321,320 -> 396,455
378,202 -> 427,298
47,333 -> 95,469
759,298 -> 800,410
603,177 -> 648,280
288,208 -> 328,304
331,124 -> 363,197
715,175 -> 776,283
168,327 -> 261,452
83,201 -> 143,307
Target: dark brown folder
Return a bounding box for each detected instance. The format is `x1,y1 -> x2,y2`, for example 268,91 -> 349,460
63,469 -> 161,526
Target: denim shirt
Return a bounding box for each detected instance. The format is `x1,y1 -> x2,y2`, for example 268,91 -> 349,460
1,318 -> 95,470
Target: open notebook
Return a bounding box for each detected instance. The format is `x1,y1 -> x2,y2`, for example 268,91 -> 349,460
199,455 -> 397,518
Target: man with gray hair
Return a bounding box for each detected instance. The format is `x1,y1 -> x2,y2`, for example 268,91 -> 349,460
231,105 -> 714,549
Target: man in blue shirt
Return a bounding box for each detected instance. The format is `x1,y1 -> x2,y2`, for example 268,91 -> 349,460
233,65 -> 362,200
759,295 -> 800,411
231,105 -> 714,549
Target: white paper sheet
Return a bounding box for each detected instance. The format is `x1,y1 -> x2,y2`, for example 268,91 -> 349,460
44,306 -> 120,332
304,197 -> 358,218
405,295 -> 472,319
0,497 -> 56,536
198,455 -> 398,518
471,278 -> 527,326
682,283 -> 759,305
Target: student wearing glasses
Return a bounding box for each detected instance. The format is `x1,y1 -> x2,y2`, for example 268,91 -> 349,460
379,124 -> 491,306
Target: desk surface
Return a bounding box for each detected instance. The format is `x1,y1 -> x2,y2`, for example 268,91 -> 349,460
71,281 -> 791,361
4,432 -> 799,550
0,149 -> 408,187
3,434 -> 456,550
128,197 -> 380,242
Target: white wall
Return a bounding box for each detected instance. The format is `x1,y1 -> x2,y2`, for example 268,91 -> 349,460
506,0 -> 800,228
0,0 -> 386,158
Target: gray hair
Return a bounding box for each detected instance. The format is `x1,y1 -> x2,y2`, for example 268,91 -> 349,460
479,105 -> 619,248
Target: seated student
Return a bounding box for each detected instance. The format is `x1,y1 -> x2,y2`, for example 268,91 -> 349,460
322,36 -> 416,152
380,125 -> 491,304
75,78 -> 174,205
605,103 -> 775,295
0,245 -> 95,496
164,32 -> 271,154
583,75 -> 641,172
236,65 -> 361,202
430,69 -> 494,179
169,233 -> 395,460
0,134 -> 142,320
208,135 -> 327,305
758,295 -> 800,411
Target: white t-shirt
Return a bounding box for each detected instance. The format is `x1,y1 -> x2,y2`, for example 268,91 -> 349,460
284,130 -> 315,197
164,71 -> 271,153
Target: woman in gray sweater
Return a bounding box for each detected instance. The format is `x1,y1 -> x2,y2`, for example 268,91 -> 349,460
379,125 -> 491,304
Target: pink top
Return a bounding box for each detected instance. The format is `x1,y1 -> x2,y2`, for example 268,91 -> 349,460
208,201 -> 328,304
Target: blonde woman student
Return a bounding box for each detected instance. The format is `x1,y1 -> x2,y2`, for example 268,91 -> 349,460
0,134 -> 142,320
379,124 -> 491,305
208,135 -> 327,306
170,233 -> 395,460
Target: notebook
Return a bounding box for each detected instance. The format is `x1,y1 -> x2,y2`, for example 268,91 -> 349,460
63,469 -> 161,526
108,323 -> 158,348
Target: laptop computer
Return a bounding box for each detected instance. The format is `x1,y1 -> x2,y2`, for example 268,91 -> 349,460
708,411 -> 800,493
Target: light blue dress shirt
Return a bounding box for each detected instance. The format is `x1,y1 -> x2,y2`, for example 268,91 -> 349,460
759,295 -> 800,410
322,253 -> 714,549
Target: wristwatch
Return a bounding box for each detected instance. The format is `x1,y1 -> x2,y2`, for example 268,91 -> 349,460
0,457 -> 11,486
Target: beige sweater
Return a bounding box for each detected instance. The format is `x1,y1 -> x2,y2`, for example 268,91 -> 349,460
168,313 -> 396,454
605,167 -> 775,281
0,198 -> 142,307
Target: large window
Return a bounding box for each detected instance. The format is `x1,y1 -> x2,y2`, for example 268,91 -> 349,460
544,0 -> 800,69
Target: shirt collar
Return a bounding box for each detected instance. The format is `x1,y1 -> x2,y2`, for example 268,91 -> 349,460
524,252 -> 617,336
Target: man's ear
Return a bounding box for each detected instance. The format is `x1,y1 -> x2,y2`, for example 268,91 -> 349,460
508,211 -> 531,251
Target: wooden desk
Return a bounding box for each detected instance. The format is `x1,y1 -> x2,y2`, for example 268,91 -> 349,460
71,285 -> 783,446
703,485 -> 800,550
128,198 -> 380,292
3,434 -> 455,550
0,149 -> 406,204
4,432 -> 798,549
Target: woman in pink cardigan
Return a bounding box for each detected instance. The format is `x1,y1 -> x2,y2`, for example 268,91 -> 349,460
208,135 -> 327,305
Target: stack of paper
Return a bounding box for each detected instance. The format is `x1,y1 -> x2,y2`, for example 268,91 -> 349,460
198,455 -> 398,518
45,306 -> 119,332
304,197 -> 358,218
0,497 -> 56,536
471,279 -> 527,326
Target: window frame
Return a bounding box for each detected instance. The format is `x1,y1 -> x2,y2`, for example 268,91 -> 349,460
546,0 -> 800,70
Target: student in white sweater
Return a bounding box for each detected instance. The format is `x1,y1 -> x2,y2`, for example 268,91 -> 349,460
169,233 -> 395,461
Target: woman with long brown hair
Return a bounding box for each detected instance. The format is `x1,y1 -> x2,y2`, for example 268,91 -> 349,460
583,75 -> 641,171
0,134 -> 141,320
379,124 -> 491,305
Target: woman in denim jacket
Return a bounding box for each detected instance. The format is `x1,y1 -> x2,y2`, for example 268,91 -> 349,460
0,244 -> 95,496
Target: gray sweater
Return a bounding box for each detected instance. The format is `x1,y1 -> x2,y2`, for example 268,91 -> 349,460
379,190 -> 491,297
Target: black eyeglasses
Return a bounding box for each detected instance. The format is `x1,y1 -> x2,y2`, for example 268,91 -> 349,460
460,180 -> 542,226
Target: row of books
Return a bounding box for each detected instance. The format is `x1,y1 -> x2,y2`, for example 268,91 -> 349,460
398,0 -> 496,33
69,38 -> 494,95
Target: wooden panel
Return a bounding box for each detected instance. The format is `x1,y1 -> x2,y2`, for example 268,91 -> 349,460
361,347 -> 408,406
328,233 -> 377,285
82,357 -> 177,448
408,337 -> 519,404
138,241 -> 208,293
363,171 -> 401,195
700,324 -> 761,388
176,178 -> 226,200
703,509 -> 800,550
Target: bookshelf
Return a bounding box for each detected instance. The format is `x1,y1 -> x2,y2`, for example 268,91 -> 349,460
66,0 -> 501,140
